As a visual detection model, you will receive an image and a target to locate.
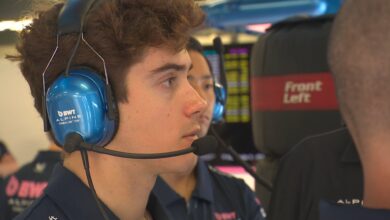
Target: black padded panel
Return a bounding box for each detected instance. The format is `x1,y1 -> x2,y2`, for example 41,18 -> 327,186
250,15 -> 342,156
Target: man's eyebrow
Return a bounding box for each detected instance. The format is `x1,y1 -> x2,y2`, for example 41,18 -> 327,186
202,75 -> 213,80
151,63 -> 192,74
188,74 -> 213,80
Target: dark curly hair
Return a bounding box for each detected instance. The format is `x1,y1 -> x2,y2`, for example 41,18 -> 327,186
11,0 -> 205,117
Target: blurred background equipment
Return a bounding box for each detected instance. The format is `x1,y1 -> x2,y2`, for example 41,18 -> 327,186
250,15 -> 341,210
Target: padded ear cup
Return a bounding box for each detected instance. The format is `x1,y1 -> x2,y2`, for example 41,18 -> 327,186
46,68 -> 117,147
212,82 -> 226,122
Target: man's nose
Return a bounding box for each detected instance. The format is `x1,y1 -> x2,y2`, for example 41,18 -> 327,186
184,83 -> 207,118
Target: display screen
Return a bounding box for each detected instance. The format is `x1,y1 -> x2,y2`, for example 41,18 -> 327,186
203,43 -> 263,165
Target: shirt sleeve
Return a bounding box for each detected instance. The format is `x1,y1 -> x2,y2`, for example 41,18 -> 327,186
0,177 -> 6,220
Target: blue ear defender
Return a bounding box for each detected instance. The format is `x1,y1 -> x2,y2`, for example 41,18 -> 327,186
212,82 -> 226,123
45,68 -> 118,147
39,0 -> 119,151
210,36 -> 228,123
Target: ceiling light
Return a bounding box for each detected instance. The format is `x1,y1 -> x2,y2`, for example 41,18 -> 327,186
246,23 -> 272,33
0,19 -> 32,32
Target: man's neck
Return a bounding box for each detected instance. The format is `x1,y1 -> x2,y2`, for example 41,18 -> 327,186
160,166 -> 197,202
363,161 -> 390,209
64,151 -> 156,220
48,143 -> 62,152
360,138 -> 390,209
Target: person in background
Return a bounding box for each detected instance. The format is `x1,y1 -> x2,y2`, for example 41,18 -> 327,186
10,0 -> 206,219
0,137 -> 62,219
320,0 -> 390,219
268,126 -> 363,220
0,141 -> 19,178
152,37 -> 266,220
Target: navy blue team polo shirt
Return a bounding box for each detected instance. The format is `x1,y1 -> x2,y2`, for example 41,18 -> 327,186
319,200 -> 390,220
153,159 -> 265,220
14,164 -> 171,220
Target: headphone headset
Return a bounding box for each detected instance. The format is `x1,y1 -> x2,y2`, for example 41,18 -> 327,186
212,83 -> 226,122
42,0 -> 118,151
212,36 -> 227,123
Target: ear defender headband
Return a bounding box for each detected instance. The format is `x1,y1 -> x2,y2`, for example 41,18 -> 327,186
41,0 -> 118,151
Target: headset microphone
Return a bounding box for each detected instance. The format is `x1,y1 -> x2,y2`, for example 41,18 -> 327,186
64,132 -> 218,158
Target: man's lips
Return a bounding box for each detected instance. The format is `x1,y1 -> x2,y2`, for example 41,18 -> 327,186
183,127 -> 201,139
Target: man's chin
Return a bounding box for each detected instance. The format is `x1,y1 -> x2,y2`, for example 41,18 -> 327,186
162,154 -> 198,174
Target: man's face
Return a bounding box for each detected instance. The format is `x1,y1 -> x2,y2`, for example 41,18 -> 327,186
188,50 -> 215,137
111,47 -> 206,174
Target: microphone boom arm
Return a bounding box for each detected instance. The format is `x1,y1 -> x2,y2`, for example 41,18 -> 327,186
210,127 -> 273,191
81,143 -> 196,159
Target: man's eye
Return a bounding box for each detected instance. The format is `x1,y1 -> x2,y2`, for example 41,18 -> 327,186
204,83 -> 214,90
162,77 -> 177,88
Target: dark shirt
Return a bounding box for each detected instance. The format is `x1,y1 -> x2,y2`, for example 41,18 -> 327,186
153,159 -> 265,220
0,178 -> 3,207
319,200 -> 390,220
268,127 -> 363,220
14,163 -> 171,220
0,142 -> 9,158
0,151 -> 62,219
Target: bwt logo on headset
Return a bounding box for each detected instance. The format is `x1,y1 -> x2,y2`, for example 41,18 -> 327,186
57,109 -> 77,117
56,109 -> 81,125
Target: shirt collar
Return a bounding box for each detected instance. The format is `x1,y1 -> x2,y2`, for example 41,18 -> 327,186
34,150 -> 62,162
340,135 -> 361,164
45,164 -> 119,220
191,159 -> 214,202
46,164 -> 171,219
153,176 -> 182,206
147,192 -> 173,220
153,159 -> 215,206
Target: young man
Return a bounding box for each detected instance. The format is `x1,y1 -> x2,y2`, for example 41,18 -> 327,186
12,0 -> 205,219
320,0 -> 390,219
152,37 -> 265,220
0,140 -> 62,219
